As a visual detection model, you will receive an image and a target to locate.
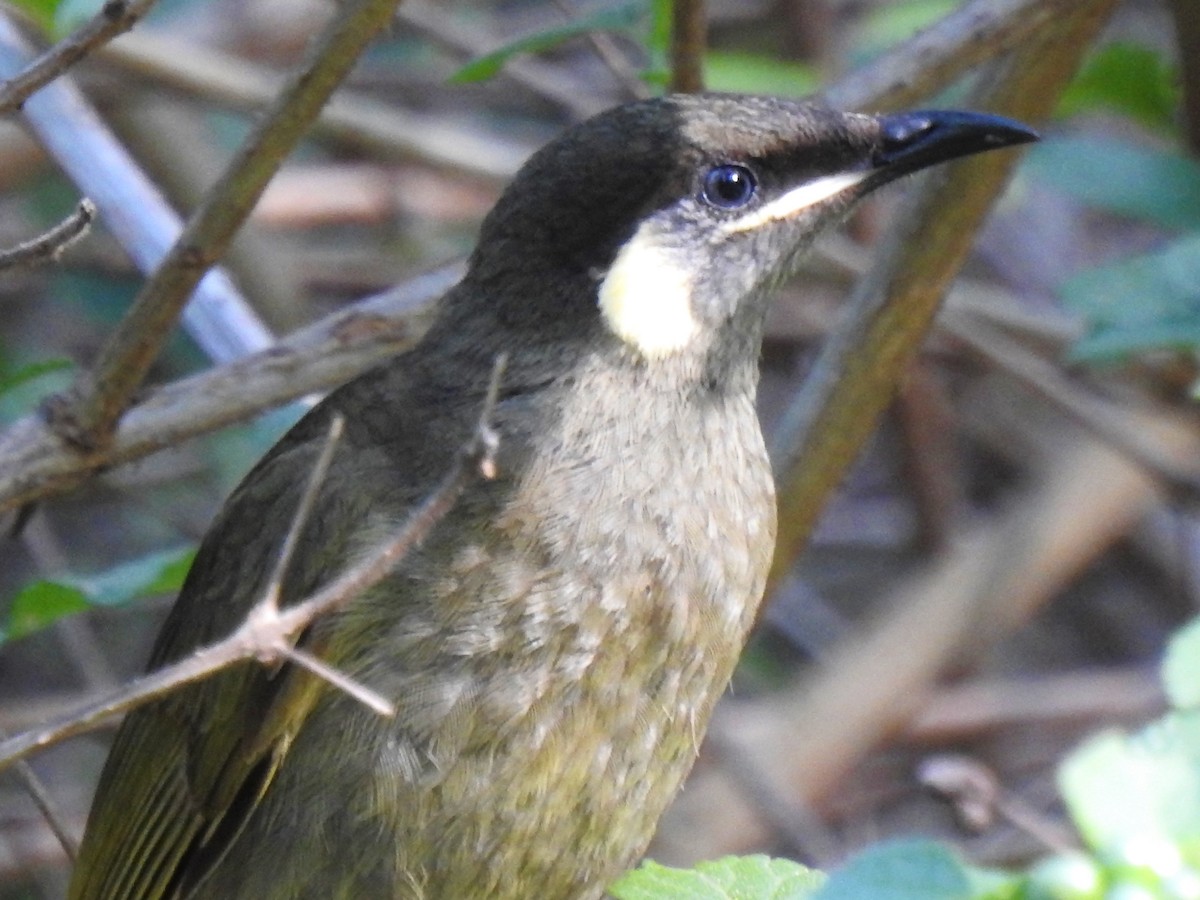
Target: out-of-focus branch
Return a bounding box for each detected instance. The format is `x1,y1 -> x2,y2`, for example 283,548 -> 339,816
768,0 -> 1121,591
0,198 -> 93,271
48,0 -> 404,451
101,30 -> 531,181
0,265 -> 458,515
0,0 -> 160,115
0,15 -> 273,366
820,0 -> 1086,113
1168,0 -> 1200,155
669,0 -> 705,93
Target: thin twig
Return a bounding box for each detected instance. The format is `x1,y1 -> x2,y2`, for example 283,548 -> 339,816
549,0 -> 649,101
6,747 -> 78,861
0,0 -> 161,116
0,15 -> 273,365
819,0 -> 1088,113
262,415 -> 346,612
49,0 -> 403,451
0,264 -> 460,515
669,0 -> 706,93
279,645 -> 394,716
0,199 -> 94,272
100,30 -> 530,181
0,355 -> 506,774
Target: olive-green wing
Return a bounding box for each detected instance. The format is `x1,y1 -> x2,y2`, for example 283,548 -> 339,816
68,389 -> 419,900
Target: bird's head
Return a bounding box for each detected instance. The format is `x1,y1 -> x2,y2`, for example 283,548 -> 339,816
452,94 -> 1035,378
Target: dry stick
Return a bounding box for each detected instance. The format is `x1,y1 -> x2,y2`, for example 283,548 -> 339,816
3,745 -> 78,861
0,265 -> 459,514
669,0 -> 705,93
1168,0 -> 1200,156
0,355 -> 505,775
100,30 -> 529,181
938,306 -> 1200,499
49,0 -> 404,451
819,0 -> 1085,113
108,99 -> 304,334
768,0 -> 1119,591
0,0 -> 161,115
0,199 -> 94,271
262,415 -> 346,615
0,16 -> 273,366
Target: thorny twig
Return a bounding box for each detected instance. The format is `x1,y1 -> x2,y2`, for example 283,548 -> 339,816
0,354 -> 506,774
0,199 -> 94,272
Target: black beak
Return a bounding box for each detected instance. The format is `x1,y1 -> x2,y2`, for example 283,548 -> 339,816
871,110 -> 1039,180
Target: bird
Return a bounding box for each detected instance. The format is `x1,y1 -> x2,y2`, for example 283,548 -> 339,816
68,93 -> 1036,899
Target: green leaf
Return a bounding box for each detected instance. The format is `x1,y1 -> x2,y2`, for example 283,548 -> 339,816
74,546 -> 195,607
815,840 -> 1017,900
2,546 -> 195,644
1164,617 -> 1200,710
2,581 -> 88,642
449,4 -> 642,84
6,0 -> 60,31
705,53 -> 818,98
1025,137 -> 1200,230
1058,43 -> 1180,133
611,855 -> 824,900
645,0 -> 672,71
1060,233 -> 1200,362
1059,713 -> 1200,857
0,357 -> 74,399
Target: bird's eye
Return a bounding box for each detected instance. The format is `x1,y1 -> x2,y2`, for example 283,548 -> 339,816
701,164 -> 757,209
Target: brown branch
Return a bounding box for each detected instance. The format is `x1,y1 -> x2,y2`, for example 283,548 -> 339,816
0,265 -> 458,515
819,0 -> 1088,113
48,0 -> 404,451
4,740 -> 78,860
939,305 -> 1200,499
0,356 -> 504,774
262,415 -> 346,614
0,18 -> 274,364
0,198 -> 94,271
1168,0 -> 1200,155
767,0 -> 1120,591
100,30 -> 530,180
669,0 -> 705,93
0,0 -> 160,116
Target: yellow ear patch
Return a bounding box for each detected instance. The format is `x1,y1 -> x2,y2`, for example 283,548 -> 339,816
598,228 -> 697,358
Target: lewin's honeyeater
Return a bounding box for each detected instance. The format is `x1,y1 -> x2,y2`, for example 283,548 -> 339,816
69,94 -> 1035,899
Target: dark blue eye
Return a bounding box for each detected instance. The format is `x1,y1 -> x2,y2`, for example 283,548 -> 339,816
701,164 -> 757,209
